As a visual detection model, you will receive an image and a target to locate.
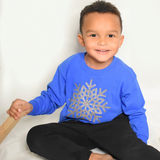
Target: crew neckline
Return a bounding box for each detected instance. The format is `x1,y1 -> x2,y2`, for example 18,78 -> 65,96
79,52 -> 117,75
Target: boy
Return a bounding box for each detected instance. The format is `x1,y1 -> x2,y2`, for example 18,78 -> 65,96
7,1 -> 160,160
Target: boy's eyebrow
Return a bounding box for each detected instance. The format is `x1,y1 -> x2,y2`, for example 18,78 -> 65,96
109,30 -> 119,33
86,30 -> 97,33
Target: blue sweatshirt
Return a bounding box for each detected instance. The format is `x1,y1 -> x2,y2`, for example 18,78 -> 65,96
29,52 -> 149,143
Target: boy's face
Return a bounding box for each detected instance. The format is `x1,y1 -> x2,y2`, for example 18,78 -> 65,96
78,12 -> 124,69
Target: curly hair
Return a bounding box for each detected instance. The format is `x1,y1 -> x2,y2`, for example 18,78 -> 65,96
80,0 -> 122,33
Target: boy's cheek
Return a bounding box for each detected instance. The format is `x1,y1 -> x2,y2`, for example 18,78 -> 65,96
85,40 -> 97,46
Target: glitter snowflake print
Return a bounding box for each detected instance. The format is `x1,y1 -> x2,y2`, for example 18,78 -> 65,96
67,79 -> 110,122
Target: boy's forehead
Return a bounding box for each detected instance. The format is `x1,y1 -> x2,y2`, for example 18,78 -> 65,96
83,12 -> 119,24
82,12 -> 121,32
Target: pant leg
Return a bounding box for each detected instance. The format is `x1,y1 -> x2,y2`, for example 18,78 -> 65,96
87,114 -> 160,160
27,121 -> 94,160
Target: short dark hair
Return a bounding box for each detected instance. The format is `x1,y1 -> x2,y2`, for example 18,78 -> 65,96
80,0 -> 122,33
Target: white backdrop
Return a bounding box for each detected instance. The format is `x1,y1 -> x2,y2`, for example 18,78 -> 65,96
0,0 -> 160,130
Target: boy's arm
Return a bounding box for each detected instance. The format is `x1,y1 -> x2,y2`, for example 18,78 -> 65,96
28,67 -> 66,116
121,79 -> 149,144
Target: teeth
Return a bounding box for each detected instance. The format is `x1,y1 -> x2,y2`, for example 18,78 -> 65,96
96,49 -> 109,52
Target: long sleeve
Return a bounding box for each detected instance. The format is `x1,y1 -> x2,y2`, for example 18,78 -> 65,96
121,78 -> 149,144
28,67 -> 66,115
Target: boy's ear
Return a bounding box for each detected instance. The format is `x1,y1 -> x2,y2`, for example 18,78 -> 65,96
119,35 -> 124,48
78,34 -> 85,47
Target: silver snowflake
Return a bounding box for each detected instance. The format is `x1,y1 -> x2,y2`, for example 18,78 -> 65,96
67,79 -> 110,122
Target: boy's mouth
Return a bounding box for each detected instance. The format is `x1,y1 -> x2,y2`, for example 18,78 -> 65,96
95,49 -> 110,54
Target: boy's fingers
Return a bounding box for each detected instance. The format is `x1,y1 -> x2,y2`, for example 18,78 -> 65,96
7,99 -> 31,119
6,99 -> 29,120
12,109 -> 20,117
11,100 -> 27,112
10,104 -> 21,112
10,107 -> 22,118
8,110 -> 18,119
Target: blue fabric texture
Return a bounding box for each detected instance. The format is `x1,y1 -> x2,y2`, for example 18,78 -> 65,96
28,52 -> 149,144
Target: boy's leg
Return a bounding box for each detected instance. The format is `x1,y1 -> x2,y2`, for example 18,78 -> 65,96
27,120 -> 94,160
87,114 -> 160,160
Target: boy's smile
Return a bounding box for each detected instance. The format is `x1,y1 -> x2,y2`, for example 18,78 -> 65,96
78,12 -> 124,69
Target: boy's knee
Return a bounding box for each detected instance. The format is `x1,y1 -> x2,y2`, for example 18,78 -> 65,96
26,126 -> 42,152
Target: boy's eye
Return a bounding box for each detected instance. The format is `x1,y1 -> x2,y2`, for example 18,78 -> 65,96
108,34 -> 114,38
90,34 -> 97,37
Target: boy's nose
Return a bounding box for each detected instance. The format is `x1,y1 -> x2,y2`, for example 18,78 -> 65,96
97,38 -> 108,46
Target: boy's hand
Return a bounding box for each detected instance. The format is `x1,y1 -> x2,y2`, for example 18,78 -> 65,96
7,99 -> 33,120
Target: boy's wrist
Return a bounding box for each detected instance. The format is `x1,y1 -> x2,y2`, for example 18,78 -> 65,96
29,103 -> 33,112
27,100 -> 38,115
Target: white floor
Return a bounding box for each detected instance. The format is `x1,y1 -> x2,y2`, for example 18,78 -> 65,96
0,100 -> 160,160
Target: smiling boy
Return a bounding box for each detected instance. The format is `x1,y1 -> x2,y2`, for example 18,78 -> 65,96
7,1 -> 160,160
78,12 -> 124,70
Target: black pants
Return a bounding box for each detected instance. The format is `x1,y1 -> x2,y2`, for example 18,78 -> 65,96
26,114 -> 160,160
